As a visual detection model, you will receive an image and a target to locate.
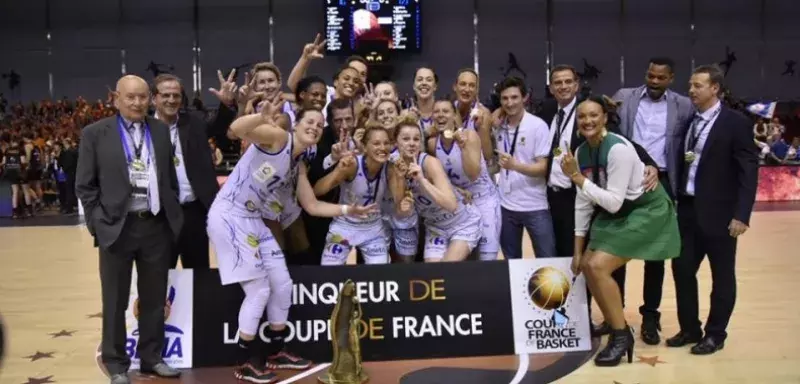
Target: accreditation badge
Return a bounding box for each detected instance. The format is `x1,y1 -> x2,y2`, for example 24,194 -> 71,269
173,156 -> 180,167
684,151 -> 697,163
553,147 -> 563,157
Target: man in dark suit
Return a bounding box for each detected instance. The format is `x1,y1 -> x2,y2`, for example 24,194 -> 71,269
76,75 -> 184,384
668,64 -> 758,355
151,72 -> 237,269
302,97 -> 354,264
538,64 -> 659,336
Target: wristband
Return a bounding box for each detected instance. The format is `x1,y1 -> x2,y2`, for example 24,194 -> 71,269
341,205 -> 349,215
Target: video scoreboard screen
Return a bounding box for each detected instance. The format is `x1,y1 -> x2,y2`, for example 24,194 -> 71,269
325,0 -> 421,55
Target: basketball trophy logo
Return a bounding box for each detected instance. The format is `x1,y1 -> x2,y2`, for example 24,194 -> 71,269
527,267 -> 574,327
318,280 -> 369,384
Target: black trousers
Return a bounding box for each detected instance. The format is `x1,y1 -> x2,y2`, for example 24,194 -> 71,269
673,196 -> 737,341
170,200 -> 210,269
65,171 -> 77,209
300,213 -> 331,266
99,213 -> 172,375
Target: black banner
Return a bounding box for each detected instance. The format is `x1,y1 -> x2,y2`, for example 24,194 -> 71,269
192,261 -> 515,367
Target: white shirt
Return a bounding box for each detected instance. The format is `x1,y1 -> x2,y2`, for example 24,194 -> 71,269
497,112 -> 552,212
155,113 -> 196,204
547,97 -> 577,189
120,118 -> 160,215
684,100 -> 722,196
574,136 -> 645,236
633,89 -> 669,169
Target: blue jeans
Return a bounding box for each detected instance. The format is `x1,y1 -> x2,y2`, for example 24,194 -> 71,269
500,207 -> 557,259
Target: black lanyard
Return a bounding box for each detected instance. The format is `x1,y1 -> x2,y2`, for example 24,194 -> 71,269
129,126 -> 146,160
553,105 -> 576,145
686,107 -> 721,151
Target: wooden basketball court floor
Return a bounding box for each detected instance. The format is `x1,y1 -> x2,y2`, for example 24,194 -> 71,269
1,205 -> 799,384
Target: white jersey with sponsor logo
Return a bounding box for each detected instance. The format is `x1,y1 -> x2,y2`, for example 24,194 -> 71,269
409,153 -> 470,228
337,155 -> 387,226
217,133 -> 297,218
434,135 -> 496,199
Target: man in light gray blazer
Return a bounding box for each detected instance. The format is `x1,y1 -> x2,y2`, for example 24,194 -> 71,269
610,57 -> 695,346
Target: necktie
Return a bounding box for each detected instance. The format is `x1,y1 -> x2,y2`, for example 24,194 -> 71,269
551,109 -> 566,151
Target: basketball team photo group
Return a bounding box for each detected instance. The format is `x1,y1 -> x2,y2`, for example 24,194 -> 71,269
1,1 -> 798,383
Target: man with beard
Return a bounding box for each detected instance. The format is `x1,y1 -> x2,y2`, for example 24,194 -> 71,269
611,57 -> 695,345
152,72 -> 238,270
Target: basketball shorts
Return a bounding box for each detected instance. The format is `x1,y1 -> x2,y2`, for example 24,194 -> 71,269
321,219 -> 390,265
423,204 -> 482,260
208,199 -> 286,286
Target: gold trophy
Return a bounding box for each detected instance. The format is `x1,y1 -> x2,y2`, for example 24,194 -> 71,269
318,280 -> 369,384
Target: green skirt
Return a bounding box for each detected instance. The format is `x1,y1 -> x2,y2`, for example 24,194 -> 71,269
587,184 -> 680,261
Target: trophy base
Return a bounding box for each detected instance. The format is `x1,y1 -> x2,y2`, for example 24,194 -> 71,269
317,371 -> 369,384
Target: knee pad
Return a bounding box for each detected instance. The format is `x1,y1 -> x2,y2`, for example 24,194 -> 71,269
238,278 -> 271,336
267,272 -> 293,324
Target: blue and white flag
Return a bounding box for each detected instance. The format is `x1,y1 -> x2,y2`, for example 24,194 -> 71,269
747,102 -> 777,119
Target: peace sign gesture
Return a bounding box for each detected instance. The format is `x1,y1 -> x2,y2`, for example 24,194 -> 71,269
361,83 -> 378,110
331,127 -> 357,163
302,33 -> 327,61
259,95 -> 284,123
209,69 -> 238,107
236,71 -> 267,108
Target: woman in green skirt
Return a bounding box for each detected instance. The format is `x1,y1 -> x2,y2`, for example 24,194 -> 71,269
560,95 -> 680,367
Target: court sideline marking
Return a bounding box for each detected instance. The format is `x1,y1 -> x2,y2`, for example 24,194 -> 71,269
277,362 -> 331,384
509,353 -> 529,384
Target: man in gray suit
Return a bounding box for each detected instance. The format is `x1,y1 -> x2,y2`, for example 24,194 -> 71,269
76,75 -> 184,384
611,57 -> 695,346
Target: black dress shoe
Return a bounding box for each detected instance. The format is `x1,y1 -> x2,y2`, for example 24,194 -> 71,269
640,317 -> 661,345
666,331 -> 703,347
140,362 -> 181,378
691,336 -> 724,355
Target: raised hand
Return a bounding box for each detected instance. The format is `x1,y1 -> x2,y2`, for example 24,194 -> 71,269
454,128 -> 467,147
259,95 -> 284,123
560,150 -> 579,177
302,33 -> 327,60
236,71 -> 266,108
209,69 -> 238,107
407,162 -> 423,181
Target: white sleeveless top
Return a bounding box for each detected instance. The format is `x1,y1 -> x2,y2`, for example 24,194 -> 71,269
218,133 -> 298,218
435,135 -> 496,199
409,153 -> 468,227
337,154 -> 387,225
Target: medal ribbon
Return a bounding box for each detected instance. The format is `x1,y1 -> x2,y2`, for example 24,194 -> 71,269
686,106 -> 721,152
502,118 -> 522,177
117,115 -> 151,166
553,105 -> 576,151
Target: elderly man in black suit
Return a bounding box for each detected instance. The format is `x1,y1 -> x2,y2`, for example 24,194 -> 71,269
76,75 -> 184,384
150,71 -> 237,269
668,64 -> 758,355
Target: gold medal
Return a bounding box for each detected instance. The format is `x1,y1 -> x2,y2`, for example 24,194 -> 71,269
443,129 -> 454,139
684,151 -> 696,163
131,159 -> 145,171
173,156 -> 180,166
553,147 -> 563,157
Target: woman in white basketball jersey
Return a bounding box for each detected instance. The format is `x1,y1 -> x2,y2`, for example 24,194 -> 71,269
426,99 -> 501,261
208,101 -> 376,383
389,115 -> 483,262
314,126 -> 393,265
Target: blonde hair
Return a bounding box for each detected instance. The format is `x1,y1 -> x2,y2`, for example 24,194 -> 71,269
250,62 -> 282,82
